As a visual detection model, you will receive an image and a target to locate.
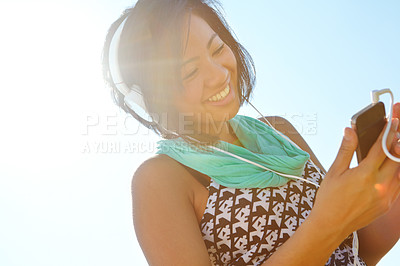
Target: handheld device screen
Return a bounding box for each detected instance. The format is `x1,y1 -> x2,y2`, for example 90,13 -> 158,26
351,102 -> 386,163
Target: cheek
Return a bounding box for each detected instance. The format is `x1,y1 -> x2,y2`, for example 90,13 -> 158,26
184,84 -> 203,105
173,85 -> 204,112
224,47 -> 238,71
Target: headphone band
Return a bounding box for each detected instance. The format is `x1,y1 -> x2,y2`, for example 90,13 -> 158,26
108,15 -> 148,113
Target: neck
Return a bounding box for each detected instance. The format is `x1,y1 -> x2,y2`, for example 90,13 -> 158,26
209,120 -> 238,144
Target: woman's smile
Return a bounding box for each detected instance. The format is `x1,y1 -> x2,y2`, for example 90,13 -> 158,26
205,83 -> 235,106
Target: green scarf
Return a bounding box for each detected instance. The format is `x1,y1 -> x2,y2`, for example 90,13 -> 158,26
156,115 -> 310,188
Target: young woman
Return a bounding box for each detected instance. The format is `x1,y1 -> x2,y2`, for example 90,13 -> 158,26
102,0 -> 400,265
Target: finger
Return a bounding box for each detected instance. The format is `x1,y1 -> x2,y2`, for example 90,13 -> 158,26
393,102 -> 400,121
329,127 -> 358,175
378,136 -> 400,186
395,135 -> 400,155
384,118 -> 400,155
364,118 -> 399,169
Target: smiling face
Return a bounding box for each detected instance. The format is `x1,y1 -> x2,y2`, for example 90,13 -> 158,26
173,14 -> 240,136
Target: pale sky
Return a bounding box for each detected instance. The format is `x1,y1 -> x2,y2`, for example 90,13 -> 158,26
0,0 -> 399,265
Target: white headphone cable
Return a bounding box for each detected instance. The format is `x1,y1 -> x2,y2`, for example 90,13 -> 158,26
371,89 -> 400,162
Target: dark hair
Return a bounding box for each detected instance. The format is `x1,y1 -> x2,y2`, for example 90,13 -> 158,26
102,0 -> 256,143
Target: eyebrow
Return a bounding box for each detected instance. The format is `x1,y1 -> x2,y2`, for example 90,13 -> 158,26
181,33 -> 218,67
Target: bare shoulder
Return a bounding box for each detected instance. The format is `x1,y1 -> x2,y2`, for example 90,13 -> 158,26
260,116 -> 326,173
133,154 -> 182,184
132,154 -> 192,200
132,155 -> 211,265
260,116 -> 299,135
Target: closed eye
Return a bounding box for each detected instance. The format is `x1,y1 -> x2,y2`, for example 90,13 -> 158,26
182,68 -> 198,81
212,44 -> 225,56
182,42 -> 224,81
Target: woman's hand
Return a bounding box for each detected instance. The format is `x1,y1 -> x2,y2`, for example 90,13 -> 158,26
311,113 -> 400,239
355,102 -> 400,265
263,110 -> 400,266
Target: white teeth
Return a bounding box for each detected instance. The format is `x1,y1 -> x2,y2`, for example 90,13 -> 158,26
208,85 -> 230,102
220,90 -> 227,98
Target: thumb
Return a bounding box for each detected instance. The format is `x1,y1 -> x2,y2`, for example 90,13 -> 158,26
329,127 -> 358,175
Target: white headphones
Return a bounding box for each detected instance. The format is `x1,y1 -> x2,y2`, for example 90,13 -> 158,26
108,15 -> 148,114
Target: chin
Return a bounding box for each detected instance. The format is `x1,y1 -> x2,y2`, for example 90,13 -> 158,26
212,100 -> 240,123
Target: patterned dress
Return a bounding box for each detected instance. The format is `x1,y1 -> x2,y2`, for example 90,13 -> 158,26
200,161 -> 366,265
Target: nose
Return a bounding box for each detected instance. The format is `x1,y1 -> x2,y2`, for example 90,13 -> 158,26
203,58 -> 229,89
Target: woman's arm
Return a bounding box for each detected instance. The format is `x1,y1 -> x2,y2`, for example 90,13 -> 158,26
357,102 -> 400,265
132,155 -> 211,266
358,196 -> 400,265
